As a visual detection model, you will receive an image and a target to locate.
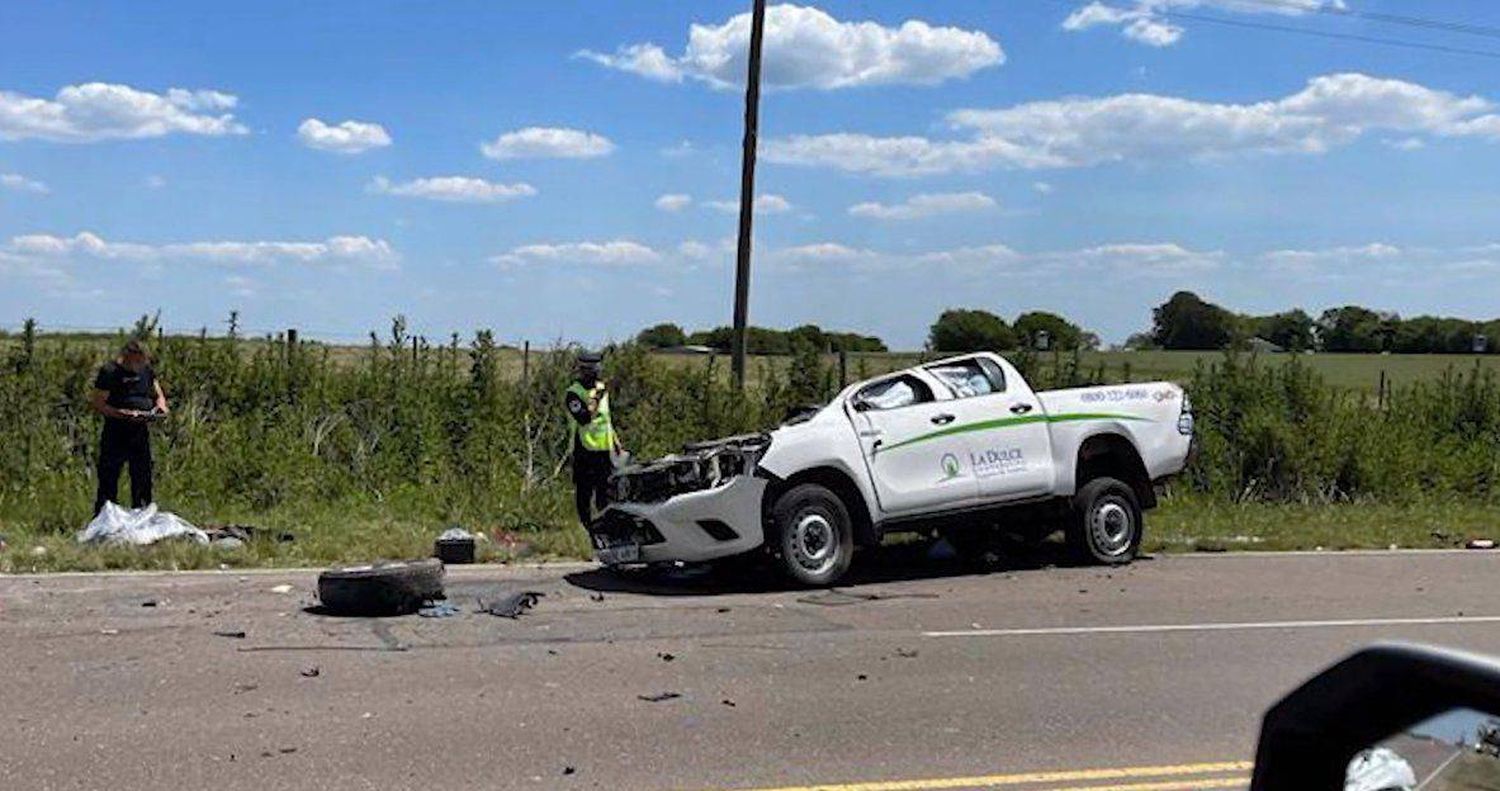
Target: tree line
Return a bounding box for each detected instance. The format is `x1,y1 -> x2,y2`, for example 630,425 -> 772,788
635,294 -> 1499,357
1139,291 -> 1500,354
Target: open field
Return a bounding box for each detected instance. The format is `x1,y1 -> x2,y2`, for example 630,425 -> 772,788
10,330 -> 1500,392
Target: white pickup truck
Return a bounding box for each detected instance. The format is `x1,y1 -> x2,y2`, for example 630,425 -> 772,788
594,352 -> 1194,585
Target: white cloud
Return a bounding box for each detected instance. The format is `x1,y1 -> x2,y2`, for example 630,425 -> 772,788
369,175 -> 536,203
224,274 -> 256,298
848,191 -> 996,220
577,3 -> 1003,90
759,239 -> 1220,275
0,82 -> 247,142
1386,137 -> 1426,151
655,193 -> 693,212
145,175 -> 167,189
704,194 -> 792,214
297,118 -> 392,154
678,240 -> 713,258
1032,181 -> 1055,194
765,73 -> 1500,176
1063,1 -> 1343,47
0,173 -> 48,194
4,231 -> 399,269
493,240 -> 660,268
480,127 -> 614,160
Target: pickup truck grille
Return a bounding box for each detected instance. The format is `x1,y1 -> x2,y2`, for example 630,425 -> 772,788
610,434 -> 770,504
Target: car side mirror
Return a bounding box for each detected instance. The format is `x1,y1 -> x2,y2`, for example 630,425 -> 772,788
1251,642 -> 1500,789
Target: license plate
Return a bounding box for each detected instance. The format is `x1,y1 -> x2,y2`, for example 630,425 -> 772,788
596,543 -> 640,565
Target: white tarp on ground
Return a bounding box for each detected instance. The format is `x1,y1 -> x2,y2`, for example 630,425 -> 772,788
77,502 -> 209,546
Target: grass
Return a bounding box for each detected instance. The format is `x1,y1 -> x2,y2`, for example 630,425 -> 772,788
1148,495 -> 1500,553
5,493 -> 1494,573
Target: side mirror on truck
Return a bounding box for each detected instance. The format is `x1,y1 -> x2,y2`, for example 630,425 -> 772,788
1251,642 -> 1500,789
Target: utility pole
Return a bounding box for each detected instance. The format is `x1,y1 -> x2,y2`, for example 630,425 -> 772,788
731,0 -> 767,389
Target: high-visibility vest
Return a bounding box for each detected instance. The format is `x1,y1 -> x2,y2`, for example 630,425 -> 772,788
567,381 -> 616,452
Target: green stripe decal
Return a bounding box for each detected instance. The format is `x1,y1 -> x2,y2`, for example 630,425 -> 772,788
880,412 -> 1152,453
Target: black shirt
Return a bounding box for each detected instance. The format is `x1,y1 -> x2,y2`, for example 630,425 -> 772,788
94,361 -> 157,411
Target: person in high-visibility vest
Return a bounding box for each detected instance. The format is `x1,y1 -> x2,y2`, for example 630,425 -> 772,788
564,350 -> 622,527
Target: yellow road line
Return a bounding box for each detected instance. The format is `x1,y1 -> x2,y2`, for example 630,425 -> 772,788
720,761 -> 1252,791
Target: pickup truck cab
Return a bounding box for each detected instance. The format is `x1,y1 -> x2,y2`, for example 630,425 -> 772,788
596,352 -> 1194,585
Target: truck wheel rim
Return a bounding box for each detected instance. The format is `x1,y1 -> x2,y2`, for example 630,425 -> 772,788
791,513 -> 837,574
1090,499 -> 1133,556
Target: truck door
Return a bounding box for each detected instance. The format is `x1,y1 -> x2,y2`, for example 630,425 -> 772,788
922,356 -> 1055,502
850,373 -> 980,516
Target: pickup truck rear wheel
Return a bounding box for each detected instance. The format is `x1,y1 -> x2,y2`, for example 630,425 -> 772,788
771,483 -> 855,586
1067,476 -> 1142,565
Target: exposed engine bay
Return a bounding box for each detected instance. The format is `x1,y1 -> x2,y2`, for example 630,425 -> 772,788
609,433 -> 771,505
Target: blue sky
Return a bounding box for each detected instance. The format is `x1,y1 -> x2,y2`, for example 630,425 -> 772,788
3,1 -> 1500,348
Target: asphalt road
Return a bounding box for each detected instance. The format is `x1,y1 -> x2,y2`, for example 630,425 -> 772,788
4,547 -> 1500,790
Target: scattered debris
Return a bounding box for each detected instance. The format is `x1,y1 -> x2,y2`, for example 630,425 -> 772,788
234,683 -> 258,694
299,666 -> 320,678
856,674 -> 868,681
213,537 -> 245,551
657,652 -> 675,662
477,590 -> 543,618
270,584 -> 294,594
31,546 -> 47,558
547,649 -> 559,656
637,692 -> 681,703
589,592 -> 606,602
562,767 -> 576,776
214,630 -> 248,639
1468,538 -> 1496,550
77,502 -> 208,546
434,527 -> 477,565
797,589 -> 940,607
99,628 -> 120,636
716,607 -> 731,614
278,747 -> 297,755
141,600 -> 159,608
204,524 -> 295,544
491,530 -> 534,559
894,648 -> 919,659
418,602 -> 461,618
721,699 -> 736,707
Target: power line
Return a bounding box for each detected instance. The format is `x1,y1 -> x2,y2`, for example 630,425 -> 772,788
1227,0 -> 1500,41
1157,9 -> 1500,61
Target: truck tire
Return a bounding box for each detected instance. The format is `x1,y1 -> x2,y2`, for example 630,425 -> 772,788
317,558 -> 445,616
1066,476 -> 1142,565
771,483 -> 855,586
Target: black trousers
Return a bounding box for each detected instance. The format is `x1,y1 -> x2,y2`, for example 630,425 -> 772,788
572,450 -> 612,528
95,420 -> 153,514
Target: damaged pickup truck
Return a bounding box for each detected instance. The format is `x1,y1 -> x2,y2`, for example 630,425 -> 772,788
593,352 -> 1194,585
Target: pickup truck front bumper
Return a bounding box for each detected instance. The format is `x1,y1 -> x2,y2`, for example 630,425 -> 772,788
590,434 -> 772,566
593,474 -> 767,565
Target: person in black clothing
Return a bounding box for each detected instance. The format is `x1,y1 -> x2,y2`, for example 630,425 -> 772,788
563,351 -> 622,528
89,339 -> 169,514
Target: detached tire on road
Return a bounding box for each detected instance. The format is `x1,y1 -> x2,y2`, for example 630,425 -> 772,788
317,559 -> 445,616
1066,476 -> 1142,565
771,483 -> 855,587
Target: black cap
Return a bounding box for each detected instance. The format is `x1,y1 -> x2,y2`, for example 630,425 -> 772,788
576,350 -> 603,364
121,339 -> 147,356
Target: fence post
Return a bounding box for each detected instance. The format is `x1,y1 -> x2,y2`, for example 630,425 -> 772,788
1378,370 -> 1387,409
286,328 -> 298,348
839,350 -> 848,386
522,340 -> 531,386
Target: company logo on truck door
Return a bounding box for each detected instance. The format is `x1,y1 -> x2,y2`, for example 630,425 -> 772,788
938,452 -> 962,482
970,447 -> 1025,478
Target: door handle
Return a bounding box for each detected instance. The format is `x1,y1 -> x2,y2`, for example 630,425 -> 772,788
931,413 -> 956,425
1010,403 -> 1034,414
870,439 -> 884,453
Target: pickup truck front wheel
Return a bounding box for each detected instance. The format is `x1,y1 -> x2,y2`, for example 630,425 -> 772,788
1067,476 -> 1142,565
771,483 -> 855,586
